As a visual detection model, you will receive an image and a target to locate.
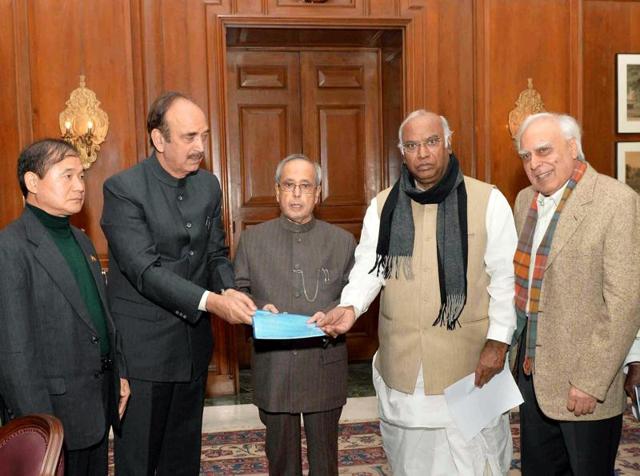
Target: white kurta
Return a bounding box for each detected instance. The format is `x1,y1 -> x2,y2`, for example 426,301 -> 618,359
340,189 -> 518,475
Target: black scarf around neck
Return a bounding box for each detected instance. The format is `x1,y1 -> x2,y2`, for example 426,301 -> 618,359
371,154 -> 468,330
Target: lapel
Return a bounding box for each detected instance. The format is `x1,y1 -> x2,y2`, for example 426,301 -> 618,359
545,164 -> 597,269
22,209 -> 97,333
515,187 -> 536,233
72,227 -> 116,333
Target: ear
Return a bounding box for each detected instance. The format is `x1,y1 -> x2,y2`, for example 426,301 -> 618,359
568,138 -> 578,160
151,129 -> 166,153
24,171 -> 40,195
275,183 -> 281,204
313,184 -> 321,205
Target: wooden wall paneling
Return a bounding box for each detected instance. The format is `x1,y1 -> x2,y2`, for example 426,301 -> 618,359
473,0 -> 490,182
434,0 -> 474,175
23,1 -> 139,257
267,0 -> 364,17
141,0 -> 221,169
81,1 -> 140,254
0,0 -> 27,227
569,0 -> 583,123
234,0 -> 267,15
583,0 -> 640,178
368,0 -> 402,18
129,0 -> 151,163
140,0 -> 165,121
481,0 -> 573,204
403,4 -> 426,111
381,34 -> 403,186
205,7 -> 253,394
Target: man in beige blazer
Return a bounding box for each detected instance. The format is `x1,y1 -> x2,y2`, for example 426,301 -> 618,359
512,112 -> 640,475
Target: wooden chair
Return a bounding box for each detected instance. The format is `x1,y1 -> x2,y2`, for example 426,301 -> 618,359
0,414 -> 64,476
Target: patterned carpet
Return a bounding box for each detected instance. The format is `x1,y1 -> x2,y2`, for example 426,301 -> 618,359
109,408 -> 640,475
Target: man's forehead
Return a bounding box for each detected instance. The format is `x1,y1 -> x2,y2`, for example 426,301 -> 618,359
281,159 -> 315,179
404,114 -> 443,137
42,154 -> 83,176
521,118 -> 561,144
166,99 -> 207,129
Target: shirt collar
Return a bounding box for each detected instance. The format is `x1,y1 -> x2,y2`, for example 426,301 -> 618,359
278,214 -> 316,233
148,152 -> 188,188
538,180 -> 569,208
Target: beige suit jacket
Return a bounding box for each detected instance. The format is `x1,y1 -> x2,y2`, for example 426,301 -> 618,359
514,163 -> 640,421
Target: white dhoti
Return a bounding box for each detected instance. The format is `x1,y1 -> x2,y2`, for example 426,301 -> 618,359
373,354 -> 512,476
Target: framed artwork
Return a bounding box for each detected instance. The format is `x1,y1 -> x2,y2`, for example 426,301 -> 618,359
617,54 -> 640,133
616,142 -> 640,194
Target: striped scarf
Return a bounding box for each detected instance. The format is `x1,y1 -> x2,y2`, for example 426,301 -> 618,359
513,160 -> 587,375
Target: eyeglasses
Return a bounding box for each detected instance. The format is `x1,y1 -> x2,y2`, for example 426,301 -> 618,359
401,135 -> 442,154
278,182 -> 317,194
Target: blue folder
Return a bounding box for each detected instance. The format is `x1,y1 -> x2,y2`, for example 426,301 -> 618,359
252,309 -> 326,340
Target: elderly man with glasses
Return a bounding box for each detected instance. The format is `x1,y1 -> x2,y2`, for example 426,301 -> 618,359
316,110 -> 518,475
512,113 -> 640,475
233,154 -> 356,475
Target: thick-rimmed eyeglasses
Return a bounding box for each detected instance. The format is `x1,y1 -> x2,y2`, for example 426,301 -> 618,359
278,182 -> 317,194
401,135 -> 442,154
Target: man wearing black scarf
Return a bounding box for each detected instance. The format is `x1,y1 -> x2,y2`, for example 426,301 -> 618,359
316,110 -> 518,475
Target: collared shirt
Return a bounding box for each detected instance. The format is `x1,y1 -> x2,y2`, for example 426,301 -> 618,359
525,181 -> 568,314
525,181 -> 640,367
340,188 -> 517,427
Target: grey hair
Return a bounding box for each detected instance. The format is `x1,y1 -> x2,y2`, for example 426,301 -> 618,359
274,154 -> 322,185
397,109 -> 454,152
515,112 -> 585,161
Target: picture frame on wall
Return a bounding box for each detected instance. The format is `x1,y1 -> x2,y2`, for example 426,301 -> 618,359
616,142 -> 640,194
617,54 -> 640,133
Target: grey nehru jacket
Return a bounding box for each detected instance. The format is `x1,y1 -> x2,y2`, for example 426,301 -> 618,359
234,215 -> 356,413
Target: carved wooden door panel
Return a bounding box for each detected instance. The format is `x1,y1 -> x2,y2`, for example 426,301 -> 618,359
226,49 -> 302,251
226,48 -> 381,367
299,50 -> 381,360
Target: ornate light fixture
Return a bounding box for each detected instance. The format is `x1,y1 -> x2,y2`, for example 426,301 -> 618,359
59,75 -> 109,169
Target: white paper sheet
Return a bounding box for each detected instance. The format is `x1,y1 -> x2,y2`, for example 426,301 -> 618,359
443,368 -> 523,441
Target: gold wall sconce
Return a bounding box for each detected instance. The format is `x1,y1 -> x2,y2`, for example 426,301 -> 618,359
59,75 -> 109,169
508,78 -> 546,139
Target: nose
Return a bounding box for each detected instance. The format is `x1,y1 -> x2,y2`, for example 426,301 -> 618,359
292,185 -> 302,197
193,135 -> 205,152
73,175 -> 85,192
529,153 -> 542,169
417,142 -> 430,158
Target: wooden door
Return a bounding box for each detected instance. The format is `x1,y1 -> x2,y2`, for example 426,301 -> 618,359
226,49 -> 302,249
226,47 -> 382,367
299,50 -> 381,360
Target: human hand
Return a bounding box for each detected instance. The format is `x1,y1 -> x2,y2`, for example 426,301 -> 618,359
566,385 -> 597,416
313,306 -> 356,338
207,289 -> 256,325
263,304 -> 279,314
474,339 -> 508,387
625,363 -> 640,404
118,378 -> 131,420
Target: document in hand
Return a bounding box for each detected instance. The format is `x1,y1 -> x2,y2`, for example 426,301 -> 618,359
252,309 -> 326,340
443,368 -> 524,441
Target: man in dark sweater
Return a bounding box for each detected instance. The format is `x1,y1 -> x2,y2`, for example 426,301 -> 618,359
0,139 -> 129,475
